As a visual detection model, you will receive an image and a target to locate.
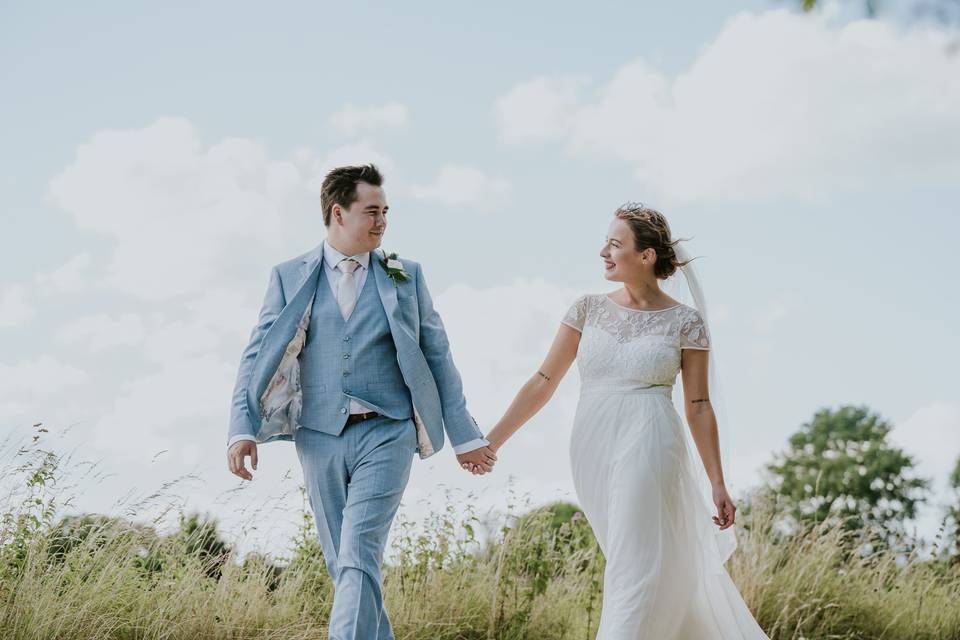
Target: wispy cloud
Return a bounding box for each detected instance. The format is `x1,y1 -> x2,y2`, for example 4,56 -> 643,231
0,355 -> 88,395
55,313 -> 146,352
410,165 -> 511,211
495,9 -> 960,204
0,284 -> 35,329
46,117 -> 300,301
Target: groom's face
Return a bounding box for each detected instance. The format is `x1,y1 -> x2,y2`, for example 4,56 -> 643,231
331,181 -> 388,253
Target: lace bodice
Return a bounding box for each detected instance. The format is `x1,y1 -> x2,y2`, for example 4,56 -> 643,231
561,293 -> 710,389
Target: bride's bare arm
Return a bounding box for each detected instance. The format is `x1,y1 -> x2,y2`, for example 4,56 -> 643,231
680,349 -> 726,488
484,324 -> 581,452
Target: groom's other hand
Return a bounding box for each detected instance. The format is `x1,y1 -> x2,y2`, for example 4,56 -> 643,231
228,440 -> 258,481
456,446 -> 497,475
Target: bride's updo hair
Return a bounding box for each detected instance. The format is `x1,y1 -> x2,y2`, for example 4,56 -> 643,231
614,202 -> 694,280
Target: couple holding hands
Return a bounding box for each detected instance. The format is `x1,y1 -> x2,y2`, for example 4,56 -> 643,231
226,163 -> 769,639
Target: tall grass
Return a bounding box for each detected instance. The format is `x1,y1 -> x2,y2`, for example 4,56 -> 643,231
1,428 -> 958,639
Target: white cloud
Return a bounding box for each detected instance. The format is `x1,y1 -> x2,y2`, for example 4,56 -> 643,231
46,117 -> 300,301
35,252 -> 94,294
0,284 -> 35,329
77,285 -> 264,460
141,318 -> 224,364
183,286 -> 262,340
409,165 -> 512,211
327,102 -> 410,137
494,9 -> 960,204
0,401 -> 31,425
495,75 -> 589,143
0,354 -> 88,395
291,146 -> 314,166
55,312 -> 146,352
90,353 -> 236,460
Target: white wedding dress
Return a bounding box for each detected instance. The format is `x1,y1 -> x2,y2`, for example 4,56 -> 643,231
562,293 -> 770,640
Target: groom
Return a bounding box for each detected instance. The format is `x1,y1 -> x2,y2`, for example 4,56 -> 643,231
226,163 -> 498,639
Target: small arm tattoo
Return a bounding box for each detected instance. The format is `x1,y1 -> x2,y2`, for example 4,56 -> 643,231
689,397 -> 712,416
537,370 -> 551,381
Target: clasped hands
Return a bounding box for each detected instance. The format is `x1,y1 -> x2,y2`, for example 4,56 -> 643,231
456,442 -> 498,475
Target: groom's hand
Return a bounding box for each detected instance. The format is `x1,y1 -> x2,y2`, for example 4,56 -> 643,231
457,446 -> 497,475
228,440 -> 258,481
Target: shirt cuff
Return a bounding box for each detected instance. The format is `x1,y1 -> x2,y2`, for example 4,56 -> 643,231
453,437 -> 490,455
228,434 -> 257,449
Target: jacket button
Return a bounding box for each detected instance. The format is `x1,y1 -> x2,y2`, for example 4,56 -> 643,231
343,354 -> 350,359
343,371 -> 350,376
343,336 -> 350,341
340,408 -> 347,414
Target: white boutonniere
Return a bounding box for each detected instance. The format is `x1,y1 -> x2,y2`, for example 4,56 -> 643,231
379,250 -> 411,286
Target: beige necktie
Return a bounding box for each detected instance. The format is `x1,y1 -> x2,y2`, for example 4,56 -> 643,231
336,258 -> 360,319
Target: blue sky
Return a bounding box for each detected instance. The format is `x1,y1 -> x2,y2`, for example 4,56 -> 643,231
2,0 -> 958,558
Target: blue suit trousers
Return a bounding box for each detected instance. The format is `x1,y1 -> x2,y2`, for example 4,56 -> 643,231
294,416 -> 417,640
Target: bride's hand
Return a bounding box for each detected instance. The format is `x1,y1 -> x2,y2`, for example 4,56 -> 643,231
460,436 -> 502,475
711,485 -> 736,530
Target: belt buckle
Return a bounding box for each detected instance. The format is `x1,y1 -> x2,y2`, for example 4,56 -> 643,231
348,410 -> 377,425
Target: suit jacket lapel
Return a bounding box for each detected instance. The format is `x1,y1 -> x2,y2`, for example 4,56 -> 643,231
372,248 -> 399,322
372,249 -> 417,345
298,241 -> 324,286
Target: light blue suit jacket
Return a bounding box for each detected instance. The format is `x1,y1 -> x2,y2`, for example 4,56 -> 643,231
227,241 -> 484,459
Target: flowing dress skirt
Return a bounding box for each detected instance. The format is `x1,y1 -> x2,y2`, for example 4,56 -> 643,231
569,382 -> 770,640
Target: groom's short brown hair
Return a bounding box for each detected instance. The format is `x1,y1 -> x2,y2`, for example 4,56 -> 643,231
321,164 -> 385,226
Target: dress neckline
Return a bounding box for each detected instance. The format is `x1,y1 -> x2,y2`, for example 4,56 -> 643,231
603,293 -> 682,313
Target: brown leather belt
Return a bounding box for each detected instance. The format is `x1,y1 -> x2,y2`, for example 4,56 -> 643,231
345,410 -> 379,425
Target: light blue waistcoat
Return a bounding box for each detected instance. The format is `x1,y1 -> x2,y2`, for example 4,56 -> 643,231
298,266 -> 413,434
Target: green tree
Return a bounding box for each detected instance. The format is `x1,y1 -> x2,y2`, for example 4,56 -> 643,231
765,405 -> 929,535
162,511 -> 233,580
46,513 -> 159,565
795,0 -> 960,28
798,0 -> 878,15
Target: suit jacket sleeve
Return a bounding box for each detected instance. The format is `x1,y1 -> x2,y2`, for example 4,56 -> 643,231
227,265 -> 286,444
414,262 -> 485,447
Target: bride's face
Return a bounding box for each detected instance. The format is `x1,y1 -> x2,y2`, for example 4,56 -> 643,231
600,218 -> 652,282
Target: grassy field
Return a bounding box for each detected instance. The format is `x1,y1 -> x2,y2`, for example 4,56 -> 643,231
1,435 -> 959,639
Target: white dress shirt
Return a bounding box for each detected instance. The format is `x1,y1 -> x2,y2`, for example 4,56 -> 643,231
229,240 -> 489,456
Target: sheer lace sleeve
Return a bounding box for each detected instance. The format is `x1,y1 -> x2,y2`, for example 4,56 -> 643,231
561,294 -> 589,333
679,308 -> 711,350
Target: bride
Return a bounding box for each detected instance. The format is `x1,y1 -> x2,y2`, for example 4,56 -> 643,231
471,203 -> 770,639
